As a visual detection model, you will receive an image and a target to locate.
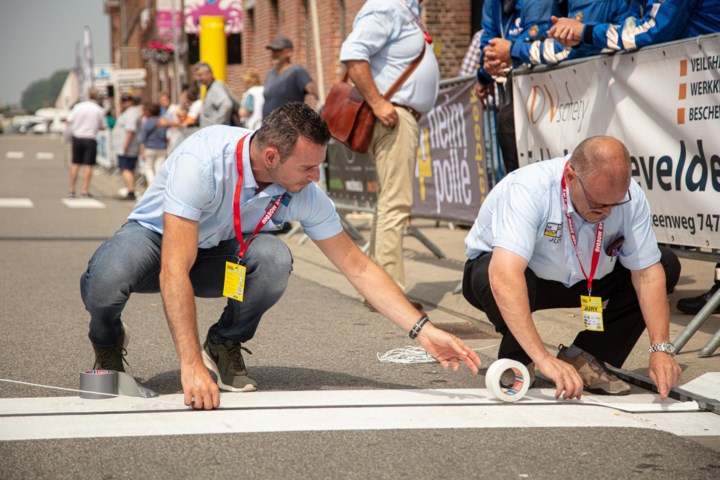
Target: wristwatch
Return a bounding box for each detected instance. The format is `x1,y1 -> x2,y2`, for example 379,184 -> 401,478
649,342 -> 676,356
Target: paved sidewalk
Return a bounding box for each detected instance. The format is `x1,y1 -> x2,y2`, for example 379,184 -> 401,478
282,214 -> 720,388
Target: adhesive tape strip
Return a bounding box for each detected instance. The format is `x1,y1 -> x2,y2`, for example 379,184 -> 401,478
485,359 -> 531,403
79,369 -> 118,399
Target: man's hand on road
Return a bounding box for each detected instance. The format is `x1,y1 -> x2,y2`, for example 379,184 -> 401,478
648,352 -> 682,401
181,362 -> 220,410
418,325 -> 482,374
537,355 -> 585,400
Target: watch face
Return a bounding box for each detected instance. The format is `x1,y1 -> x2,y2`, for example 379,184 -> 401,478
665,343 -> 676,354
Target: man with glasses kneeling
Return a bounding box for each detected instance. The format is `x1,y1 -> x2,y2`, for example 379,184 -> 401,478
462,136 -> 682,400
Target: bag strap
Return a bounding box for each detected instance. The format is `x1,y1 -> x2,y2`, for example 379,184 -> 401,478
341,44 -> 426,100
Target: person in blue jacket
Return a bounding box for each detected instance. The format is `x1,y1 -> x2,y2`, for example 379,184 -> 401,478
476,0 -> 556,172
549,0 -> 720,51
520,0 -> 632,65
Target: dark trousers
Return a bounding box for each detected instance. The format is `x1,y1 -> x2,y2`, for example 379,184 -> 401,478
462,247 -> 681,368
496,82 -> 518,174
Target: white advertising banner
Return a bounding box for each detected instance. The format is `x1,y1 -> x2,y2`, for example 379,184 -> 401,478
513,35 -> 720,249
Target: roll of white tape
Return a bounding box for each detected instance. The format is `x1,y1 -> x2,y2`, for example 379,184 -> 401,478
79,369 -> 118,399
485,359 -> 531,402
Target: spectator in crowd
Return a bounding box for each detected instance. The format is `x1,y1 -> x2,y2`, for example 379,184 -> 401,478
193,62 -> 239,127
66,88 -> 107,198
458,30 -> 483,77
112,94 -> 143,201
262,35 -> 319,117
139,102 -> 169,185
81,102 -> 481,410
476,0 -> 554,172
677,262 -> 720,315
548,0 -> 720,51
160,87 -> 202,151
239,68 -> 265,130
518,0 -> 632,66
462,136 -> 682,400
340,0 -> 438,309
157,90 -> 182,152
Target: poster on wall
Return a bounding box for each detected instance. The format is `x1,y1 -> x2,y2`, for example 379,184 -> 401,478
513,35 -> 720,249
183,0 -> 243,35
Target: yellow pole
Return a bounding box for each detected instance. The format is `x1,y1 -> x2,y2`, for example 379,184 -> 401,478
199,16 -> 227,98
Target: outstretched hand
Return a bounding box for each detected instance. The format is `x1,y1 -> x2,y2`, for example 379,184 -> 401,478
649,353 -> 682,401
180,362 -> 220,410
536,355 -> 584,400
418,325 -> 482,374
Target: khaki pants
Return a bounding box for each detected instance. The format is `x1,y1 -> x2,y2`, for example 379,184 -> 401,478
369,108 -> 419,291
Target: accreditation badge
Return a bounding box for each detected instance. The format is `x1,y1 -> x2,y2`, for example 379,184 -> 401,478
223,261 -> 247,302
580,295 -> 604,331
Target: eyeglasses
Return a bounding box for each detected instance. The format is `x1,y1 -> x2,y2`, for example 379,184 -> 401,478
570,165 -> 632,209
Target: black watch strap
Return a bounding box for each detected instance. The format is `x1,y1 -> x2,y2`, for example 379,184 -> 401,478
409,315 -> 430,339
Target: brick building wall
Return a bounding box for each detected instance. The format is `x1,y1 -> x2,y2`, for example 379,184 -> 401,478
233,0 -> 473,100
105,1 -> 475,104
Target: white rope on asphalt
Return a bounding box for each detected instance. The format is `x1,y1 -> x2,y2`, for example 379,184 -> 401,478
377,343 -> 500,364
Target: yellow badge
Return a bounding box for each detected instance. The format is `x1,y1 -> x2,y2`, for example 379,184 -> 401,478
580,295 -> 604,331
223,261 -> 247,302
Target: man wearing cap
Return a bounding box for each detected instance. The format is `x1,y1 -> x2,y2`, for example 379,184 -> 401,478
340,0 -> 439,304
262,35 -> 319,118
81,103 -> 481,410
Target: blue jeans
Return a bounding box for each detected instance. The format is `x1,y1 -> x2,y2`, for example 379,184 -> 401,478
81,221 -> 293,347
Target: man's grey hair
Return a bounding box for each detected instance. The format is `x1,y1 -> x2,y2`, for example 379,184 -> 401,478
192,62 -> 213,74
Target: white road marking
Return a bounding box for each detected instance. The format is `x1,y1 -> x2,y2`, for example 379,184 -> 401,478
1,388 -> 717,441
61,198 -> 105,209
36,152 -> 54,160
5,151 -> 24,159
0,198 -> 33,208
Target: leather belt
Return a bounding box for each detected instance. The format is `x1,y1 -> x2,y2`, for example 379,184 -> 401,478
392,103 -> 422,122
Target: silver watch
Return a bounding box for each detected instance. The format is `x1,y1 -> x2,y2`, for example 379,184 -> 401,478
649,342 -> 676,356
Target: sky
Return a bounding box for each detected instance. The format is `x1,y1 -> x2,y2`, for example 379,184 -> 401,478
0,0 -> 111,106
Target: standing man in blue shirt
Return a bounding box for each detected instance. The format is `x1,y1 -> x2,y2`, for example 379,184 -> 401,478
81,103 -> 481,410
340,0 -> 439,305
462,136 -> 682,400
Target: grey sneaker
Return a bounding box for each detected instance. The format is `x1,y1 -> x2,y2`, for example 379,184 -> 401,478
557,344 -> 631,395
92,322 -> 129,372
202,339 -> 257,392
500,361 -> 536,389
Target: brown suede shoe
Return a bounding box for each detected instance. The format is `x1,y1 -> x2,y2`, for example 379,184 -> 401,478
557,344 -> 631,395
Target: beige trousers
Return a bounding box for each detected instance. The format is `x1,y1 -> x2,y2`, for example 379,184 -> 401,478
369,107 -> 420,291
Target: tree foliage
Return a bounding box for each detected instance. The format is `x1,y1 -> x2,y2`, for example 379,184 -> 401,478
20,70 -> 70,113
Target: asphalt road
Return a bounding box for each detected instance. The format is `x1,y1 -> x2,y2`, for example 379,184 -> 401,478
1,134 -> 719,480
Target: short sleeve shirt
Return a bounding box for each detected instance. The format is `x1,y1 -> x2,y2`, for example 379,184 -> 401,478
464,156 -> 661,287
262,65 -> 313,117
128,125 -> 343,249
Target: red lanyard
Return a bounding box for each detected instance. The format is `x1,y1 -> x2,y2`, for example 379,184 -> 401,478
233,135 -> 290,260
561,163 -> 604,295
400,0 -> 433,44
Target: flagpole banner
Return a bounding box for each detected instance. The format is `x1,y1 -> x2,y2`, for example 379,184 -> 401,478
412,80 -> 490,224
513,34 -> 720,249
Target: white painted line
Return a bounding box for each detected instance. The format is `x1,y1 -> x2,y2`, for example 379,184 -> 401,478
679,372 -> 720,399
61,198 -> 106,209
0,388 -> 716,441
5,151 -> 24,159
0,198 -> 33,208
36,152 -> 54,160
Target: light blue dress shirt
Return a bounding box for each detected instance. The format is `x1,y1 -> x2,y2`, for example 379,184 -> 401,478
464,156 -> 661,287
339,0 -> 439,114
128,125 -> 342,248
